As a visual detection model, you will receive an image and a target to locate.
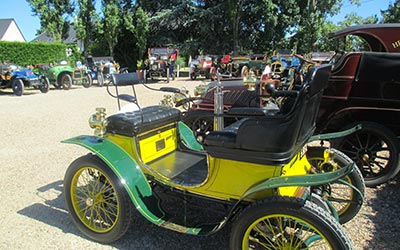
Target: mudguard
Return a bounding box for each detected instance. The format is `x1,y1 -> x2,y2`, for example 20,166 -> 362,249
63,135 -> 219,235
241,162 -> 355,200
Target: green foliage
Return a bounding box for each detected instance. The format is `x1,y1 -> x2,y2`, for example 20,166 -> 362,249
0,41 -> 68,65
28,0 -> 74,41
381,0 -> 400,23
26,0 -> 393,69
74,0 -> 98,56
102,0 -> 121,57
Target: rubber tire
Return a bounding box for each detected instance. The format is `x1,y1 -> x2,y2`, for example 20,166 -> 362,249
39,76 -> 50,93
64,154 -> 133,243
12,78 -> 24,96
190,73 -> 196,80
82,74 -> 92,88
58,73 -> 72,90
230,197 -> 352,250
241,65 -> 249,78
307,147 -> 365,224
332,122 -> 400,187
97,73 -> 104,87
181,110 -> 214,143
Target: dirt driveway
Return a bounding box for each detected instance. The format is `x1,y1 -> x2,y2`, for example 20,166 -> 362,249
0,79 -> 399,249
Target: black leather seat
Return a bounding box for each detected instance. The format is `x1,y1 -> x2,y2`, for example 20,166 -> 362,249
203,65 -> 332,165
106,106 -> 181,136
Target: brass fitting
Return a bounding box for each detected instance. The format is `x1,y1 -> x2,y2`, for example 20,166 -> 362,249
88,107 -> 108,137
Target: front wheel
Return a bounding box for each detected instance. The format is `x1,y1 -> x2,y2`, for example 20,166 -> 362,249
332,122 -> 400,187
58,73 -> 72,90
64,154 -> 133,243
82,74 -> 92,88
230,197 -> 352,250
12,78 -> 24,96
97,73 -> 104,87
39,76 -> 50,93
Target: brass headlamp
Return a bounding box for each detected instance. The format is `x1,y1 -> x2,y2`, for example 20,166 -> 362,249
243,71 -> 257,91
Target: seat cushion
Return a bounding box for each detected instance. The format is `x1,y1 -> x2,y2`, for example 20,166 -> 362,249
106,105 -> 181,136
203,118 -> 248,148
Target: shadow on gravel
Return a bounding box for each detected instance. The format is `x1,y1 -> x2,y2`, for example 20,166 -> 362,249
364,175 -> 400,250
18,180 -> 230,250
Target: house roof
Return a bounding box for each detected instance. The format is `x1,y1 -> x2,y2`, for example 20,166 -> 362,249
0,18 -> 26,42
30,24 -> 77,44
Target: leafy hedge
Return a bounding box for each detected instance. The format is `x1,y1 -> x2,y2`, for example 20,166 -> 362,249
0,41 -> 77,66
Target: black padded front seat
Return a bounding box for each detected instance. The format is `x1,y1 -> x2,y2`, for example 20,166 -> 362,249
106,106 -> 181,136
203,64 -> 332,165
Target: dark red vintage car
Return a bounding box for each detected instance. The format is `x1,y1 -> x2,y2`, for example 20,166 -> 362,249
182,24 -> 400,187
316,24 -> 400,186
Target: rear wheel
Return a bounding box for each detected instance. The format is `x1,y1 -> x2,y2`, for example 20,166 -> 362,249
182,111 -> 214,143
241,65 -> 249,78
190,72 -> 197,80
97,73 -> 104,87
64,154 -> 133,243
12,78 -> 24,96
210,67 -> 217,81
39,76 -> 50,93
307,147 -> 365,224
82,74 -> 92,88
58,73 -> 72,90
230,197 -> 352,250
332,122 -> 400,187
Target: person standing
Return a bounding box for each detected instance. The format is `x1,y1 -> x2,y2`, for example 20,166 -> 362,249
169,50 -> 178,79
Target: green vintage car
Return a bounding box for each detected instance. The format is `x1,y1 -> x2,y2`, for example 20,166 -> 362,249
40,62 -> 92,90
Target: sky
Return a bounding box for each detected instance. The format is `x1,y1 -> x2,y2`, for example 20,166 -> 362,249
0,0 -> 395,42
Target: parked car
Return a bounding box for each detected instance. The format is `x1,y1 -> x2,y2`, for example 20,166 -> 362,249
86,56 -> 105,86
0,63 -> 49,96
40,62 -> 92,90
315,24 -> 400,187
145,47 -> 178,81
189,55 -> 215,80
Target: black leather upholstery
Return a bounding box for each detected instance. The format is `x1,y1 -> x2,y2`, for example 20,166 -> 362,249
112,72 -> 141,86
106,106 -> 181,136
204,65 -> 332,165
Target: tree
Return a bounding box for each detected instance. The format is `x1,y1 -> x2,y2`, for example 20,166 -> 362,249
101,0 -> 121,57
74,0 -> 98,57
28,0 -> 74,42
381,0 -> 400,23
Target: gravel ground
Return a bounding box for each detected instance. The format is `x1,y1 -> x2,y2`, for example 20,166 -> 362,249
0,78 -> 399,250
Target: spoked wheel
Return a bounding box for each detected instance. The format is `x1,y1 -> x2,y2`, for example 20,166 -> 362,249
307,147 -> 365,224
82,74 -> 92,88
64,154 -> 132,243
210,67 -> 217,81
59,73 -> 72,90
39,76 -> 50,93
332,122 -> 400,187
191,116 -> 214,143
230,197 -> 352,250
241,65 -> 249,78
96,73 -> 104,87
12,78 -> 24,96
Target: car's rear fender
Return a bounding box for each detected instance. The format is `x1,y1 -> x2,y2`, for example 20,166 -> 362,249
324,107 -> 400,136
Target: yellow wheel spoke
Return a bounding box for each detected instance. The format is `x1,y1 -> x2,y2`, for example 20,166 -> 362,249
70,166 -> 120,233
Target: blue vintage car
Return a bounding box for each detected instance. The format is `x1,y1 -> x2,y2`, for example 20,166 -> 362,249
0,63 -> 49,96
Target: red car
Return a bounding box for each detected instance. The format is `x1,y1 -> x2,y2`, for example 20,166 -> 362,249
316,24 -> 400,186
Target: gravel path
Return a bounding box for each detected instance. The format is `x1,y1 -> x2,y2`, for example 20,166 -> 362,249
0,79 -> 399,250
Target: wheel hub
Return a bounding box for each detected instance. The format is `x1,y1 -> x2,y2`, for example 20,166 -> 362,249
85,197 -> 94,207
358,149 -> 372,164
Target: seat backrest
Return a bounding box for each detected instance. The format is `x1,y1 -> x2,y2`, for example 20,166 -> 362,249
112,72 -> 141,86
234,64 -> 332,155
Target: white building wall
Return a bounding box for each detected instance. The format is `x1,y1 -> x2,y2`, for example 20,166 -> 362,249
1,21 -> 25,42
